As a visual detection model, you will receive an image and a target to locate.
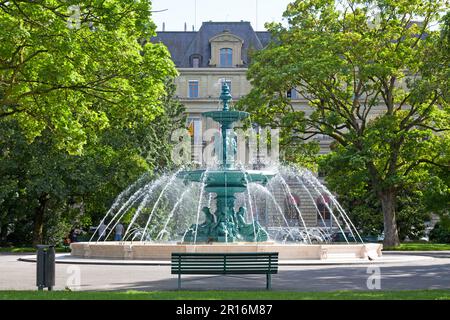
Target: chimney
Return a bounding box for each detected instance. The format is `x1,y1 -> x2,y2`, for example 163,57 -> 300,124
184,22 -> 187,32
162,22 -> 165,32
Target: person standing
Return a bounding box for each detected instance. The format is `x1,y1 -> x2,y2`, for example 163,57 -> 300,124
69,228 -> 78,243
98,221 -> 107,241
114,223 -> 124,241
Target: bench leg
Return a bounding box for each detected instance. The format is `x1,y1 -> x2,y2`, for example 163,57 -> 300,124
178,274 -> 181,290
266,274 -> 271,290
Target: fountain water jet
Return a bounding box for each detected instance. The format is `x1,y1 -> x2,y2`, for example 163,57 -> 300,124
71,84 -> 382,261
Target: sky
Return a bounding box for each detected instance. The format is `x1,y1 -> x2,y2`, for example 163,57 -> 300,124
150,0 -> 293,32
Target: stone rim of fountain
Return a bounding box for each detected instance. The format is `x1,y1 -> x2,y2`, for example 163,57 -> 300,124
70,241 -> 383,261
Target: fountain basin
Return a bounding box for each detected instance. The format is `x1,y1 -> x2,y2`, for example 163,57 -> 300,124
71,242 -> 382,261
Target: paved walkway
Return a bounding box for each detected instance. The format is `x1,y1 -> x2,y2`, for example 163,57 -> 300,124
18,252 -> 433,266
1,252 -> 450,291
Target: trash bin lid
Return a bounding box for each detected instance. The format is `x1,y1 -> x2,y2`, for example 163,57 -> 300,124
36,245 -> 55,249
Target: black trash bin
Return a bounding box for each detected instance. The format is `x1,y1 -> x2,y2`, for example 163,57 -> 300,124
36,245 -> 55,291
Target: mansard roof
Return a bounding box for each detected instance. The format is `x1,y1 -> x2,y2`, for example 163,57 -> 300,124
151,21 -> 271,68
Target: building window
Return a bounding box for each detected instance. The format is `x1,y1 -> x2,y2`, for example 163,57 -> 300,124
287,88 -> 297,99
192,57 -> 200,68
188,80 -> 199,98
187,117 -> 202,163
190,54 -> 202,68
187,117 -> 202,145
220,48 -> 233,67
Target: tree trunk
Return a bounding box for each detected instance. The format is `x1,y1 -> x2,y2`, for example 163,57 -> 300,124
380,190 -> 400,247
0,219 -> 7,245
32,193 -> 49,246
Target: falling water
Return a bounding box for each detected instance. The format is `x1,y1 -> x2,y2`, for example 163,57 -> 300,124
276,173 -> 311,244
156,188 -> 190,241
301,169 -> 363,242
104,176 -> 172,241
121,175 -> 169,241
193,169 -> 209,244
140,168 -> 184,241
298,170 -> 350,243
242,170 -> 257,241
250,183 -> 297,242
89,164 -> 366,245
91,174 -> 162,242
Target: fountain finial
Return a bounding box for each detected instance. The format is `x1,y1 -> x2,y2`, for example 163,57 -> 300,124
219,82 -> 232,111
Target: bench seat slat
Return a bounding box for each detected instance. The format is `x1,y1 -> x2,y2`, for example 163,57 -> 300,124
172,266 -> 278,268
172,258 -> 278,261
172,253 -> 275,259
172,271 -> 278,275
174,259 -> 278,264
172,266 -> 276,270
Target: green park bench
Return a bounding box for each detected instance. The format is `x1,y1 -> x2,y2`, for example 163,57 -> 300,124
171,252 -> 279,290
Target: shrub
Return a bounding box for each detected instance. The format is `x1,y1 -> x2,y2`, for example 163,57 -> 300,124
429,222 -> 450,243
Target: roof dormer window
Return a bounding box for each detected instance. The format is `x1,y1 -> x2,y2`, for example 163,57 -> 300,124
193,57 -> 200,68
220,48 -> 233,67
190,54 -> 202,68
209,31 -> 244,67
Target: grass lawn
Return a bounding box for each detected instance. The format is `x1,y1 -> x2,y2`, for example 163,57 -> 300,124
1,290 -> 450,300
383,243 -> 450,251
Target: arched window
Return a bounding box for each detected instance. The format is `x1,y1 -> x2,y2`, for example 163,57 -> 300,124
220,48 -> 233,67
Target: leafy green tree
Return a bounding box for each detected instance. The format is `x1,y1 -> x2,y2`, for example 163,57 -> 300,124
0,0 -> 176,154
241,0 -> 450,246
422,11 -> 450,216
327,173 -> 431,241
0,1 -> 184,245
0,79 -> 184,246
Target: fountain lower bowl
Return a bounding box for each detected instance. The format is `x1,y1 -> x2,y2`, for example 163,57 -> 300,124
70,242 -> 382,261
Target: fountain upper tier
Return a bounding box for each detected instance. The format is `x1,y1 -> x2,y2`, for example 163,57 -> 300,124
177,82 -> 276,190
202,110 -> 250,125
178,169 -> 275,195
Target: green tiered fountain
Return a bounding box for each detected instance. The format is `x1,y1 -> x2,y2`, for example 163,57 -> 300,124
178,83 -> 274,243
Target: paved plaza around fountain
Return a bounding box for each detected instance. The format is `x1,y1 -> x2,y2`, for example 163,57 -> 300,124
2,252 -> 450,291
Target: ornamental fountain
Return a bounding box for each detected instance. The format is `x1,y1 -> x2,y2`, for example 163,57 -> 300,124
71,84 -> 382,261
178,83 -> 272,243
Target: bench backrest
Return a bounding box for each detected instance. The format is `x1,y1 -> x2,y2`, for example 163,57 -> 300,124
171,252 -> 279,275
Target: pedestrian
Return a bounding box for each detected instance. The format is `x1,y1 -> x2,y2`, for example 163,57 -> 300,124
98,221 -> 107,241
69,228 -> 78,243
114,222 -> 124,241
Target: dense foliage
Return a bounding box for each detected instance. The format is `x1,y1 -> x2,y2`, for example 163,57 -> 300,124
240,0 -> 450,246
0,1 -> 184,245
